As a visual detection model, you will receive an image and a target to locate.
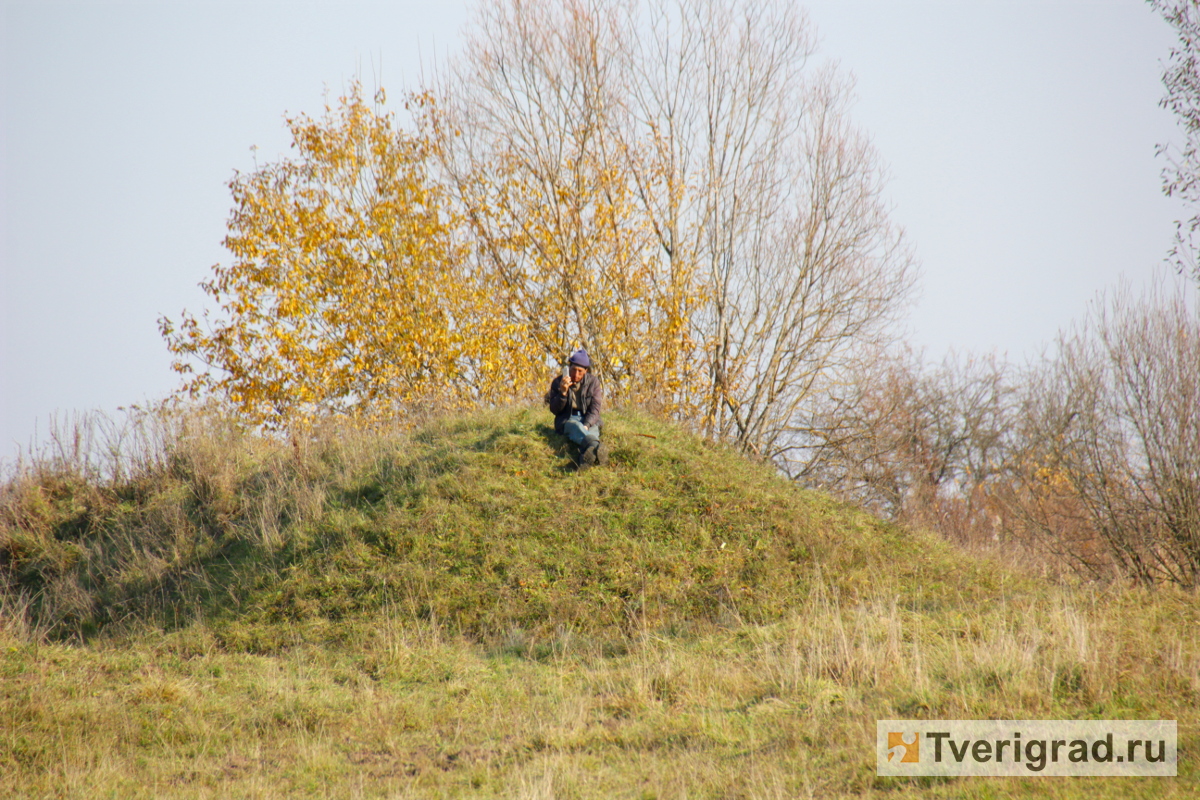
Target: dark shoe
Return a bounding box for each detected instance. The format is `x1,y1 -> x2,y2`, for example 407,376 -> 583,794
579,442 -> 599,469
595,441 -> 609,466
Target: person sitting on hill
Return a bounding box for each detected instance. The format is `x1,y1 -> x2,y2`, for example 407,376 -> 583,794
546,349 -> 609,469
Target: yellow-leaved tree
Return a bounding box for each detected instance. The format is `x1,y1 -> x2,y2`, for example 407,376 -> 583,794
160,85 -> 533,429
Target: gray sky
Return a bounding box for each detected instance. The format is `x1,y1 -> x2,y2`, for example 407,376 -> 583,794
0,0 -> 1186,458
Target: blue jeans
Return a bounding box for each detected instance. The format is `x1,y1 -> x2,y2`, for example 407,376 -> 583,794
563,414 -> 600,448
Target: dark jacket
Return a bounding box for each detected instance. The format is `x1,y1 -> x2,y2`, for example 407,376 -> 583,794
546,371 -> 603,434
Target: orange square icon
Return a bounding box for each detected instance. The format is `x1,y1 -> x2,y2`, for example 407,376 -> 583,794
887,731 -> 919,763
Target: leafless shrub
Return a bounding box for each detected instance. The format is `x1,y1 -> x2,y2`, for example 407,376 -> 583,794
794,348 -> 1017,545
1012,272 -> 1200,585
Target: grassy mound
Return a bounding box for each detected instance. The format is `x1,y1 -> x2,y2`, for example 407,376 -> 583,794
3,405 -> 998,648
230,408 -> 1018,652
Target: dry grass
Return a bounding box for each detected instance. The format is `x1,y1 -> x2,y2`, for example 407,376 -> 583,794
2,586 -> 1195,798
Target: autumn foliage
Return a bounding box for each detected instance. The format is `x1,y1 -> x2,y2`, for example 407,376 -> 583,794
159,88 -> 532,428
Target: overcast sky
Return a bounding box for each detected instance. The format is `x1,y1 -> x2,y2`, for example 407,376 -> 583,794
0,0 -> 1187,459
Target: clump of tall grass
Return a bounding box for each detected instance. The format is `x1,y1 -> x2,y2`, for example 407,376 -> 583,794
0,403 -> 361,638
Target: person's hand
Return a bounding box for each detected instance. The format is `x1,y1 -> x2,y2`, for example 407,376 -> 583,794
560,375 -> 573,394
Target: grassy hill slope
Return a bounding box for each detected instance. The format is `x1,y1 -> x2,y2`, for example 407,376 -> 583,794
1,406 -> 1196,798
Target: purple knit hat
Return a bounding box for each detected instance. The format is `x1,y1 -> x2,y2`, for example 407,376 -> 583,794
568,349 -> 592,369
